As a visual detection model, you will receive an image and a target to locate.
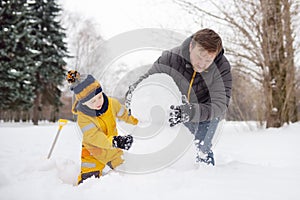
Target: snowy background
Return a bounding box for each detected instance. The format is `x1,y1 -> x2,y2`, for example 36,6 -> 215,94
0,74 -> 299,200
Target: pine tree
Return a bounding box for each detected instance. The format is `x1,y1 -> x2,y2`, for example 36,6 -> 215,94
26,0 -> 68,125
0,0 -> 35,120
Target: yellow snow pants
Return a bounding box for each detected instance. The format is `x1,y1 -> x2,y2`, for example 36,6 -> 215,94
77,146 -> 124,185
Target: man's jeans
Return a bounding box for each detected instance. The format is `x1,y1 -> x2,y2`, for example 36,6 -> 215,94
184,117 -> 220,154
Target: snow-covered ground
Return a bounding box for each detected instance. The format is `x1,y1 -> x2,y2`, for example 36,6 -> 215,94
1,120 -> 299,200
0,74 -> 299,200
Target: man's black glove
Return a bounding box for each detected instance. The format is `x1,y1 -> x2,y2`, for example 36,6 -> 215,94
169,95 -> 194,127
112,135 -> 133,150
125,85 -> 135,116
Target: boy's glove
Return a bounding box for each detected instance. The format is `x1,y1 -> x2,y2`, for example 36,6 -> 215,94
125,85 -> 135,116
169,95 -> 194,127
112,135 -> 133,150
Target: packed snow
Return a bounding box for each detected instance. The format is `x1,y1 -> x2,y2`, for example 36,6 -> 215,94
0,74 -> 299,200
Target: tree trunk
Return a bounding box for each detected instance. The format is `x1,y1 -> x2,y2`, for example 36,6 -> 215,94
32,90 -> 41,125
261,0 -> 287,128
282,0 -> 298,123
21,111 -> 28,122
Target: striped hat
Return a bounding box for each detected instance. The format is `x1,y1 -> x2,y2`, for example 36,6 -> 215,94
67,71 -> 102,103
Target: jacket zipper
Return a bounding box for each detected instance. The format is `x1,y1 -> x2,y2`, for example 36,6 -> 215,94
187,70 -> 197,101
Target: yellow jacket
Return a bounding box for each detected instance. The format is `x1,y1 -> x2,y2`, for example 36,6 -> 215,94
76,97 -> 138,171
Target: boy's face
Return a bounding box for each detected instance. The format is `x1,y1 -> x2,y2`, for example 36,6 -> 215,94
189,42 -> 217,73
83,92 -> 104,110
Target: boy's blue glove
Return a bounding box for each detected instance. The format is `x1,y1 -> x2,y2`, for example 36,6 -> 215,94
112,135 -> 133,150
169,95 -> 194,127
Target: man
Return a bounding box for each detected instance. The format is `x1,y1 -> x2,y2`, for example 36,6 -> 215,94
126,28 -> 232,166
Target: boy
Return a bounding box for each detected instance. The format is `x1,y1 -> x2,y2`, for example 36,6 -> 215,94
67,70 -> 138,184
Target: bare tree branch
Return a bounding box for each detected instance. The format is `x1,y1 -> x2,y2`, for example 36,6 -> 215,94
234,68 -> 262,83
175,0 -> 299,126
209,1 -> 260,50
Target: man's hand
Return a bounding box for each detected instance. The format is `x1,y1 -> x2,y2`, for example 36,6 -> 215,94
112,135 -> 133,150
125,85 -> 135,116
169,95 -> 194,127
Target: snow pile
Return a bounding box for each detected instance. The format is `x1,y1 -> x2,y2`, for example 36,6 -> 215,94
0,74 -> 299,200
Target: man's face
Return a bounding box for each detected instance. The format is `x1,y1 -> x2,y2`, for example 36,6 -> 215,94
189,42 -> 217,73
83,92 -> 104,110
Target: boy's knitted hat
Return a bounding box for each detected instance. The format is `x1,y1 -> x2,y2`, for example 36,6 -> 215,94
67,70 -> 102,103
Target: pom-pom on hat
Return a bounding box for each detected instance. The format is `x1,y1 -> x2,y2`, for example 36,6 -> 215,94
67,70 -> 102,103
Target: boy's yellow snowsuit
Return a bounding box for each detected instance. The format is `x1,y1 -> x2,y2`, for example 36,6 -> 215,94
75,97 -> 138,184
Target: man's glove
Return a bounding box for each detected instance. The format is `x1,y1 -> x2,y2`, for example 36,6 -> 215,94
169,95 -> 194,127
112,135 -> 133,150
125,85 -> 135,116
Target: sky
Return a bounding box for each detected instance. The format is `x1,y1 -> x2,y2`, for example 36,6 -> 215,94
60,0 -> 225,77
60,0 -> 210,79
60,0 -> 299,68
60,0 -> 214,39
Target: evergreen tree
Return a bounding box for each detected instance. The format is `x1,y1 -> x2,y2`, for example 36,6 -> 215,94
26,0 -> 68,125
0,0 -> 35,117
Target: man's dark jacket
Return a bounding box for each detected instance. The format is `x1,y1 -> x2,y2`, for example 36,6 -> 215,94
132,36 -> 232,122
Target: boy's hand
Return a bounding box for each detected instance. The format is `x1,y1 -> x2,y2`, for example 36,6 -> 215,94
112,135 -> 133,150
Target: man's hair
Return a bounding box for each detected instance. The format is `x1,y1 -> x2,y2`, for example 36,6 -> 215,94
191,28 -> 223,54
